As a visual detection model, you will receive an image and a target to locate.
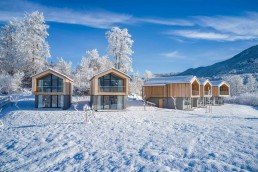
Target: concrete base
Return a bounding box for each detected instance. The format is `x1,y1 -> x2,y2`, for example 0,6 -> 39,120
147,97 -> 193,110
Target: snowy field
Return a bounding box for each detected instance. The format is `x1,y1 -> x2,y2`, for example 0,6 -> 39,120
0,97 -> 258,171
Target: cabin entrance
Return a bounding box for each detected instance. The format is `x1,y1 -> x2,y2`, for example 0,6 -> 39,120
159,99 -> 163,108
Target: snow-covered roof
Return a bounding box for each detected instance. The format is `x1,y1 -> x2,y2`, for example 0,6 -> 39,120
210,81 -> 223,86
31,68 -> 73,82
90,67 -> 130,81
144,75 -> 198,85
199,78 -> 211,86
210,81 -> 229,87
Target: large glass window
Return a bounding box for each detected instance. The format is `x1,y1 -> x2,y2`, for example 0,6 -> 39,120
98,73 -> 124,92
38,95 -> 63,108
99,95 -> 124,109
37,74 -> 63,92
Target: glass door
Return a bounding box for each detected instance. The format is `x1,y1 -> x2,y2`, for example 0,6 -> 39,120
43,95 -> 51,108
103,96 -> 110,109
52,95 -> 58,108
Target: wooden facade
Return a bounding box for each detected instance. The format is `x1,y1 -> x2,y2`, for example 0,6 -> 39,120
212,81 -> 230,97
143,77 -> 200,100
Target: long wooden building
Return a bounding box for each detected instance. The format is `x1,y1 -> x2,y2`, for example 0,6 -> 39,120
143,75 -> 200,110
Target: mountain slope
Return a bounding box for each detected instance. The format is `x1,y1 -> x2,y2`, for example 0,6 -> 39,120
178,44 -> 258,77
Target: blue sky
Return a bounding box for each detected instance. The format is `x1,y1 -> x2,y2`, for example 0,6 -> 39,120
0,0 -> 258,75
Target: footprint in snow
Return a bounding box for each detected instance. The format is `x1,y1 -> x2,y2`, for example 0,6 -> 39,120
73,153 -> 84,162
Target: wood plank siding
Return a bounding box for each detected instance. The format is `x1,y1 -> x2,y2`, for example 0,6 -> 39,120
212,86 -> 219,96
144,83 -> 193,99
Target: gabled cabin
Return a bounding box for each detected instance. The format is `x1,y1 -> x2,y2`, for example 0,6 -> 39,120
198,79 -> 213,107
143,76 -> 200,110
90,68 -> 130,110
32,69 -> 73,110
211,81 -> 230,105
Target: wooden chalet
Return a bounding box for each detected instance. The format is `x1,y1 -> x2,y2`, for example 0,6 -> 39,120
90,68 -> 130,110
32,68 -> 73,110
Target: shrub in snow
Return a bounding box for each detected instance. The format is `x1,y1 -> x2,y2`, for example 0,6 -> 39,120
0,72 -> 24,94
225,92 -> 258,106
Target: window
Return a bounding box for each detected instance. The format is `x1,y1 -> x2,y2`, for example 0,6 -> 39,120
98,73 -> 124,92
37,74 -> 63,92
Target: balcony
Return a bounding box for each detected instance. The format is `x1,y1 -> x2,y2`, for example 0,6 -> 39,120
99,86 -> 124,92
36,86 -> 63,92
220,91 -> 229,95
204,91 -> 212,96
192,90 -> 199,96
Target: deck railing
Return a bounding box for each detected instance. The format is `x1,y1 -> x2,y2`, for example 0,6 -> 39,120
192,90 -> 199,96
220,91 -> 229,95
204,91 -> 212,96
99,86 -> 125,92
36,86 -> 63,92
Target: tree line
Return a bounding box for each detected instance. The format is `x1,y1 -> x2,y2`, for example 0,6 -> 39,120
0,11 -> 153,95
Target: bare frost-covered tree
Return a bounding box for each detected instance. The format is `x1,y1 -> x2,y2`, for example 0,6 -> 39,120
20,11 -> 50,86
0,21 -> 26,75
74,55 -> 94,95
0,11 -> 50,87
144,70 -> 154,81
54,57 -> 72,77
222,75 -> 244,96
129,72 -> 144,96
87,49 -> 113,72
106,27 -> 133,73
0,71 -> 24,94
246,74 -> 257,93
73,49 -> 113,95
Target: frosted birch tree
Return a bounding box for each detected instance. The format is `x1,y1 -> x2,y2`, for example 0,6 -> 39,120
106,27 -> 134,73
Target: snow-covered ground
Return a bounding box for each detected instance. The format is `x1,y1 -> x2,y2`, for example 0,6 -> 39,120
0,97 -> 258,171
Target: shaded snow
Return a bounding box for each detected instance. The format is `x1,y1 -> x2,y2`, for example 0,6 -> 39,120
0,98 -> 258,171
